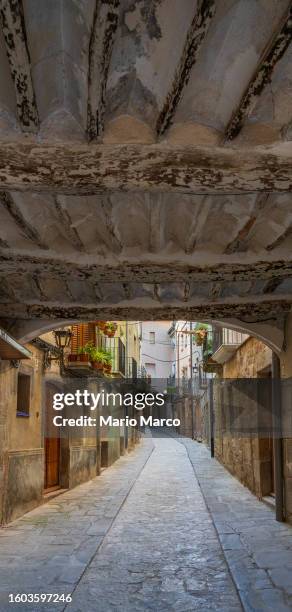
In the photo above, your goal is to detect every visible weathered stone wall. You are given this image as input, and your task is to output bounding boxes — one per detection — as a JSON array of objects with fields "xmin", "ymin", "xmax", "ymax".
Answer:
[
  {"xmin": 0, "ymin": 343, "xmax": 44, "ymax": 524},
  {"xmin": 68, "ymin": 446, "xmax": 97, "ymax": 489},
  {"xmin": 0, "ymin": 342, "xmax": 103, "ymax": 524},
  {"xmin": 279, "ymin": 313, "xmax": 292, "ymax": 523},
  {"xmin": 0, "ymin": 361, "xmax": 11, "ymax": 524},
  {"xmin": 223, "ymin": 337, "xmax": 272, "ymax": 378},
  {"xmin": 2, "ymin": 449, "xmax": 44, "ymax": 524},
  {"xmin": 215, "ymin": 337, "xmax": 273, "ymax": 500}
]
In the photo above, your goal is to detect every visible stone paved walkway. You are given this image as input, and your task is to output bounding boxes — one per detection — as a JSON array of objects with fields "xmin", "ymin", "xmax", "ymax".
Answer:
[
  {"xmin": 183, "ymin": 438, "xmax": 292, "ymax": 612},
  {"xmin": 66, "ymin": 437, "xmax": 240, "ymax": 612},
  {"xmin": 1, "ymin": 436, "xmax": 292, "ymax": 611},
  {"xmin": 0, "ymin": 437, "xmax": 241, "ymax": 612},
  {"xmin": 0, "ymin": 439, "xmax": 153, "ymax": 612}
]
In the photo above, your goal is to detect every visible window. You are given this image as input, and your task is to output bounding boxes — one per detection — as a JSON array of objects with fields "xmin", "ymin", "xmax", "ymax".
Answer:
[
  {"xmin": 149, "ymin": 332, "xmax": 155, "ymax": 344},
  {"xmin": 145, "ymin": 362, "xmax": 156, "ymax": 377},
  {"xmin": 17, "ymin": 373, "xmax": 31, "ymax": 417}
]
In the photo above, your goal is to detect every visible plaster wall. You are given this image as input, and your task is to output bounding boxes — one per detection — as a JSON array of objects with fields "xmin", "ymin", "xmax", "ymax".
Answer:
[
  {"xmin": 0, "ymin": 343, "xmax": 44, "ymax": 523},
  {"xmin": 141, "ymin": 321, "xmax": 173, "ymax": 379}
]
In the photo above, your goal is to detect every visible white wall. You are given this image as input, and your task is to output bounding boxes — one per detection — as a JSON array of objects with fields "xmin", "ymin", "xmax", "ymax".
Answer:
[
  {"xmin": 174, "ymin": 321, "xmax": 203, "ymax": 380},
  {"xmin": 141, "ymin": 321, "xmax": 174, "ymax": 379}
]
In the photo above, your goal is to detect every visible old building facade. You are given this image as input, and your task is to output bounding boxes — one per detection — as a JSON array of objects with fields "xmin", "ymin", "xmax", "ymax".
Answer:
[
  {"xmin": 205, "ymin": 321, "xmax": 292, "ymax": 524},
  {"xmin": 0, "ymin": 321, "xmax": 141, "ymax": 525}
]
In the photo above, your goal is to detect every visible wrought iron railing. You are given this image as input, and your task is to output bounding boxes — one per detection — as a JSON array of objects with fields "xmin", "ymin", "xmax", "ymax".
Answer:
[
  {"xmin": 99, "ymin": 336, "xmax": 126, "ymax": 376},
  {"xmin": 211, "ymin": 327, "xmax": 248, "ymax": 354}
]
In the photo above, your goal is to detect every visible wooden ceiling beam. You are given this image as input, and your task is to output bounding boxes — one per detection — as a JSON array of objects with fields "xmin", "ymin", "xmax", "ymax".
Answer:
[
  {"xmin": 0, "ymin": 141, "xmax": 291, "ymax": 194},
  {"xmin": 0, "ymin": 0, "xmax": 39, "ymax": 132},
  {"xmin": 225, "ymin": 5, "xmax": 292, "ymax": 141},
  {"xmin": 156, "ymin": 0, "xmax": 216, "ymax": 136},
  {"xmin": 87, "ymin": 0, "xmax": 120, "ymax": 140},
  {"xmin": 0, "ymin": 252, "xmax": 292, "ymax": 283}
]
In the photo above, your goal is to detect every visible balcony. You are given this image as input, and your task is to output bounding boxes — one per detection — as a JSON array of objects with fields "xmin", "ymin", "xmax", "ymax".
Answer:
[
  {"xmin": 211, "ymin": 327, "xmax": 249, "ymax": 365},
  {"xmin": 66, "ymin": 353, "xmax": 97, "ymax": 375},
  {"xmin": 100, "ymin": 336, "xmax": 126, "ymax": 377},
  {"xmin": 128, "ymin": 357, "xmax": 138, "ymax": 380}
]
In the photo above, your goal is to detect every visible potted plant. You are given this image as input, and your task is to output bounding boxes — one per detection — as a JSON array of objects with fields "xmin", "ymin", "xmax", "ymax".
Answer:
[
  {"xmin": 104, "ymin": 322, "xmax": 117, "ymax": 338},
  {"xmin": 77, "ymin": 342, "xmax": 93, "ymax": 362},
  {"xmin": 194, "ymin": 323, "xmax": 209, "ymax": 346},
  {"xmin": 90, "ymin": 348, "xmax": 112, "ymax": 372},
  {"xmin": 95, "ymin": 321, "xmax": 107, "ymax": 331}
]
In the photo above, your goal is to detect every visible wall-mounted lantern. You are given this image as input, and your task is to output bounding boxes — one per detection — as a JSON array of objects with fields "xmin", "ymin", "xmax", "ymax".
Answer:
[{"xmin": 47, "ymin": 329, "xmax": 73, "ymax": 373}]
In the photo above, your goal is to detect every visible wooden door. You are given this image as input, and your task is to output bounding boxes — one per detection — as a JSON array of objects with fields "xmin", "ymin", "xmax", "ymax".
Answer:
[
  {"xmin": 257, "ymin": 368, "xmax": 274, "ymax": 496},
  {"xmin": 44, "ymin": 385, "xmax": 60, "ymax": 490}
]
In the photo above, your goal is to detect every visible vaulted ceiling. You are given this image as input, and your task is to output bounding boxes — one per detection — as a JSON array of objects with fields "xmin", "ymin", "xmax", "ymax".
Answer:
[{"xmin": 0, "ymin": 0, "xmax": 291, "ymax": 333}]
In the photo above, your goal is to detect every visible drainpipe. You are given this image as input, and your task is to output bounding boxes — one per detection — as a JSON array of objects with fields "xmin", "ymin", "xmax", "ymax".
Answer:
[
  {"xmin": 272, "ymin": 352, "xmax": 284, "ymax": 522},
  {"xmin": 177, "ymin": 328, "xmax": 180, "ymax": 383},
  {"xmin": 209, "ymin": 377, "xmax": 215, "ymax": 458},
  {"xmin": 125, "ymin": 321, "xmax": 128, "ymax": 378},
  {"xmin": 190, "ymin": 321, "xmax": 194, "ymax": 438}
]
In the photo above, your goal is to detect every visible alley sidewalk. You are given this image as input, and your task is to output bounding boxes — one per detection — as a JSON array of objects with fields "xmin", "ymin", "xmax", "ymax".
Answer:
[{"xmin": 183, "ymin": 438, "xmax": 292, "ymax": 611}]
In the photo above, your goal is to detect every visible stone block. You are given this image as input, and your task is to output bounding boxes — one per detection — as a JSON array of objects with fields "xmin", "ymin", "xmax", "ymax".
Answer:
[
  {"xmin": 69, "ymin": 446, "xmax": 97, "ymax": 489},
  {"xmin": 2, "ymin": 449, "xmax": 44, "ymax": 524},
  {"xmin": 284, "ymin": 477, "xmax": 292, "ymax": 520}
]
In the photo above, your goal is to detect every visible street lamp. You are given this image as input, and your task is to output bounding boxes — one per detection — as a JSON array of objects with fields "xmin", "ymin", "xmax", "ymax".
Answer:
[
  {"xmin": 46, "ymin": 329, "xmax": 73, "ymax": 373},
  {"xmin": 54, "ymin": 329, "xmax": 73, "ymax": 350}
]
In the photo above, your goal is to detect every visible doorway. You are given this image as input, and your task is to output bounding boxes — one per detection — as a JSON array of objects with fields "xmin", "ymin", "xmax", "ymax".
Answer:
[
  {"xmin": 44, "ymin": 384, "xmax": 60, "ymax": 492},
  {"xmin": 257, "ymin": 367, "xmax": 274, "ymax": 498}
]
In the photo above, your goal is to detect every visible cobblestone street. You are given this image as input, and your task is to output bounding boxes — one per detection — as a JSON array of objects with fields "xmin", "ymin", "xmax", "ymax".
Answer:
[{"xmin": 1, "ymin": 436, "xmax": 292, "ymax": 611}]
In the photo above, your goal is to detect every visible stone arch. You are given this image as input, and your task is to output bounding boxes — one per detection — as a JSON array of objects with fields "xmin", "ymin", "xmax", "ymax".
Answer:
[
  {"xmin": 207, "ymin": 318, "xmax": 285, "ymax": 355},
  {"xmin": 1, "ymin": 314, "xmax": 285, "ymax": 355}
]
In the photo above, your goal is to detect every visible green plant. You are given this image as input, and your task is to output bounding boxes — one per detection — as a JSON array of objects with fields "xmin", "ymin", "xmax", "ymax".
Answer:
[
  {"xmin": 193, "ymin": 323, "xmax": 209, "ymax": 346},
  {"xmin": 90, "ymin": 348, "xmax": 112, "ymax": 365},
  {"xmin": 105, "ymin": 322, "xmax": 116, "ymax": 332},
  {"xmin": 78, "ymin": 343, "xmax": 112, "ymax": 366},
  {"xmin": 77, "ymin": 341, "xmax": 94, "ymax": 356}
]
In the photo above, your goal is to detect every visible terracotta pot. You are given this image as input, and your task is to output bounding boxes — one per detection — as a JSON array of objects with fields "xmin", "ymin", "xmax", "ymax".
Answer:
[
  {"xmin": 92, "ymin": 361, "xmax": 103, "ymax": 370},
  {"xmin": 79, "ymin": 353, "xmax": 90, "ymax": 362},
  {"xmin": 96, "ymin": 321, "xmax": 107, "ymax": 330}
]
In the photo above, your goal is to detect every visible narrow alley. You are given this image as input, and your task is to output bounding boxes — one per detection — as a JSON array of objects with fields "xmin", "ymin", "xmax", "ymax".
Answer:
[
  {"xmin": 0, "ymin": 2, "xmax": 292, "ymax": 611},
  {"xmin": 1, "ymin": 435, "xmax": 292, "ymax": 612}
]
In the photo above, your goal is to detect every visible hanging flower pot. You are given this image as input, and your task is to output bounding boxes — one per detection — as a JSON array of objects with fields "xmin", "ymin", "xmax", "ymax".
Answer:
[
  {"xmin": 96, "ymin": 321, "xmax": 107, "ymax": 331},
  {"xmin": 104, "ymin": 322, "xmax": 117, "ymax": 337},
  {"xmin": 194, "ymin": 329, "xmax": 207, "ymax": 346}
]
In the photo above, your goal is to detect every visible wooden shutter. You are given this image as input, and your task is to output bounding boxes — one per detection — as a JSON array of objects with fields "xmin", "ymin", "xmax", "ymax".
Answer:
[{"xmin": 70, "ymin": 323, "xmax": 96, "ymax": 353}]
